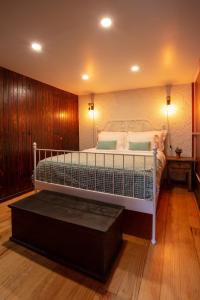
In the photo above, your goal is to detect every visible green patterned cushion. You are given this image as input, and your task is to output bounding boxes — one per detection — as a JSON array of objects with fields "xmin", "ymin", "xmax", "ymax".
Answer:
[
  {"xmin": 96, "ymin": 140, "xmax": 117, "ymax": 150},
  {"xmin": 129, "ymin": 141, "xmax": 151, "ymax": 151}
]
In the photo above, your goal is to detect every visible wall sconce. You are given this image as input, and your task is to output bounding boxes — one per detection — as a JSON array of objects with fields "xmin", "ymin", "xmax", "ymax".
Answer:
[
  {"xmin": 88, "ymin": 102, "xmax": 95, "ymax": 118},
  {"xmin": 162, "ymin": 95, "xmax": 176, "ymax": 116},
  {"xmin": 88, "ymin": 102, "xmax": 94, "ymax": 111},
  {"xmin": 88, "ymin": 93, "xmax": 96, "ymax": 146},
  {"xmin": 162, "ymin": 85, "xmax": 175, "ymax": 152},
  {"xmin": 88, "ymin": 93, "xmax": 96, "ymax": 119},
  {"xmin": 166, "ymin": 95, "xmax": 170, "ymax": 105}
]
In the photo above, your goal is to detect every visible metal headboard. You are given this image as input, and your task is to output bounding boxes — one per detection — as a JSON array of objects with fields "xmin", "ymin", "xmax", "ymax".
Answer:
[{"xmin": 101, "ymin": 120, "xmax": 165, "ymax": 132}]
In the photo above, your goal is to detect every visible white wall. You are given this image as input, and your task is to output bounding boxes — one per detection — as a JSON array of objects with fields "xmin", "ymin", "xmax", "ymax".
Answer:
[{"xmin": 79, "ymin": 84, "xmax": 192, "ymax": 156}]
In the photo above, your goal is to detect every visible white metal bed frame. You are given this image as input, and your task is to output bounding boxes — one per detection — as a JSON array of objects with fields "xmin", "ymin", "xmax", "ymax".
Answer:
[{"xmin": 33, "ymin": 120, "xmax": 162, "ymax": 244}]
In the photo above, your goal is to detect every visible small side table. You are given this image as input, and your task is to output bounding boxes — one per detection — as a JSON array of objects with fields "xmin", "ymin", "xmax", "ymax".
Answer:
[{"xmin": 166, "ymin": 156, "xmax": 196, "ymax": 191}]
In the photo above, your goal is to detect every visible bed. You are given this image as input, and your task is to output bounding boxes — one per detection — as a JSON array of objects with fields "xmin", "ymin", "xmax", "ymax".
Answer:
[{"xmin": 33, "ymin": 120, "xmax": 167, "ymax": 244}]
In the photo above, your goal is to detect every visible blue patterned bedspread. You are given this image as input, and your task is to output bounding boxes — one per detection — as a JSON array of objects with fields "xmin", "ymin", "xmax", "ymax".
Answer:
[{"xmin": 36, "ymin": 159, "xmax": 154, "ymax": 200}]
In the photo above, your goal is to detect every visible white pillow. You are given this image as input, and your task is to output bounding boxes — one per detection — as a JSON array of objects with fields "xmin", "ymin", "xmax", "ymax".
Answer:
[
  {"xmin": 126, "ymin": 130, "xmax": 167, "ymax": 151},
  {"xmin": 97, "ymin": 131, "xmax": 127, "ymax": 150}
]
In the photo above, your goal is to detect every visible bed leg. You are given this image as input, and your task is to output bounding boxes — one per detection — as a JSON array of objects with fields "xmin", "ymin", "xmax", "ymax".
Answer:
[
  {"xmin": 151, "ymin": 146, "xmax": 157, "ymax": 245},
  {"xmin": 151, "ymin": 211, "xmax": 156, "ymax": 245},
  {"xmin": 33, "ymin": 142, "xmax": 37, "ymax": 191}
]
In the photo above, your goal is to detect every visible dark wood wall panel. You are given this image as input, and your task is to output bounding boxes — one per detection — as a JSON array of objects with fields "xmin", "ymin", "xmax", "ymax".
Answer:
[
  {"xmin": 0, "ymin": 67, "xmax": 79, "ymax": 201},
  {"xmin": 194, "ymin": 70, "xmax": 200, "ymax": 207}
]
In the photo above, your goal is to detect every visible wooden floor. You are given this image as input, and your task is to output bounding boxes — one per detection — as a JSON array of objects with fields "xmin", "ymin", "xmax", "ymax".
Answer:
[{"xmin": 0, "ymin": 187, "xmax": 200, "ymax": 300}]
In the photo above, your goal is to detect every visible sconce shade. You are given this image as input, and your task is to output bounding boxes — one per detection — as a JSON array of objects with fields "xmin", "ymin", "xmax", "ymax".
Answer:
[
  {"xmin": 88, "ymin": 102, "xmax": 94, "ymax": 111},
  {"xmin": 166, "ymin": 95, "xmax": 171, "ymax": 105}
]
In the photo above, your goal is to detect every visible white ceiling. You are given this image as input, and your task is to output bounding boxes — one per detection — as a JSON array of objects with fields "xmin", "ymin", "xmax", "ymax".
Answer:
[{"xmin": 0, "ymin": 0, "xmax": 200, "ymax": 95}]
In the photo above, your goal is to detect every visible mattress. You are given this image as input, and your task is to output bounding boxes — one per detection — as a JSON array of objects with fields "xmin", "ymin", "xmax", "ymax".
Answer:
[{"xmin": 36, "ymin": 148, "xmax": 165, "ymax": 201}]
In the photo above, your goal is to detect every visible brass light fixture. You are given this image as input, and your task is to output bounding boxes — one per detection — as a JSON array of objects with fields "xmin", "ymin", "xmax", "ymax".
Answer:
[
  {"xmin": 88, "ymin": 102, "xmax": 94, "ymax": 112},
  {"xmin": 166, "ymin": 95, "xmax": 171, "ymax": 106}
]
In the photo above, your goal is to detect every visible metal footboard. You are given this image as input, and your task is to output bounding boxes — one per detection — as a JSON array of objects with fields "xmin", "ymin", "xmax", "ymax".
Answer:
[{"xmin": 33, "ymin": 142, "xmax": 158, "ymax": 244}]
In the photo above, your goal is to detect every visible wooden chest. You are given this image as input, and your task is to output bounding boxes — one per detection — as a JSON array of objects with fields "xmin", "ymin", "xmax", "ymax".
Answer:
[{"xmin": 9, "ymin": 190, "xmax": 124, "ymax": 281}]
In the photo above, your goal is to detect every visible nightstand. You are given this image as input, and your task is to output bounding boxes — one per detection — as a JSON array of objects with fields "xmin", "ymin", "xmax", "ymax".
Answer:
[{"xmin": 166, "ymin": 157, "xmax": 196, "ymax": 191}]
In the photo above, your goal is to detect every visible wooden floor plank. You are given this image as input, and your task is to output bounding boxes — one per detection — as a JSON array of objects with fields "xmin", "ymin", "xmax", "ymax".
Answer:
[
  {"xmin": 187, "ymin": 192, "xmax": 200, "ymax": 229},
  {"xmin": 160, "ymin": 188, "xmax": 200, "ymax": 300},
  {"xmin": 191, "ymin": 227, "xmax": 200, "ymax": 266},
  {"xmin": 0, "ymin": 187, "xmax": 199, "ymax": 300},
  {"xmin": 137, "ymin": 189, "xmax": 169, "ymax": 300}
]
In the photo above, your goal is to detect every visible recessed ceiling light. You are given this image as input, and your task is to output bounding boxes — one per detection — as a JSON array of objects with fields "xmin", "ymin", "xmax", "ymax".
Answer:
[
  {"xmin": 82, "ymin": 74, "xmax": 89, "ymax": 80},
  {"xmin": 31, "ymin": 42, "xmax": 42, "ymax": 52},
  {"xmin": 131, "ymin": 65, "xmax": 140, "ymax": 72},
  {"xmin": 100, "ymin": 17, "xmax": 112, "ymax": 28}
]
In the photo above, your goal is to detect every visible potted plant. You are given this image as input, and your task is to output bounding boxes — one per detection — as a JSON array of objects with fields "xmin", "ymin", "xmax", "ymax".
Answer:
[{"xmin": 175, "ymin": 147, "xmax": 182, "ymax": 158}]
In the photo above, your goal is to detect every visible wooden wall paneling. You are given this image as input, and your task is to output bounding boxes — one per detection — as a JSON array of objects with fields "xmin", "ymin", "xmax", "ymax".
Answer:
[
  {"xmin": 23, "ymin": 75, "xmax": 32, "ymax": 189},
  {"xmin": 58, "ymin": 92, "xmax": 65, "ymax": 149},
  {"xmin": 66, "ymin": 95, "xmax": 79, "ymax": 150},
  {"xmin": 47, "ymin": 87, "xmax": 54, "ymax": 149},
  {"xmin": 64, "ymin": 93, "xmax": 70, "ymax": 149},
  {"xmin": 0, "ymin": 68, "xmax": 5, "ymax": 196},
  {"xmin": 194, "ymin": 71, "xmax": 200, "ymax": 207},
  {"xmin": 18, "ymin": 75, "xmax": 25, "ymax": 190},
  {"xmin": 7, "ymin": 71, "xmax": 18, "ymax": 194},
  {"xmin": 61, "ymin": 93, "xmax": 70, "ymax": 150},
  {"xmin": 27, "ymin": 78, "xmax": 33, "ymax": 175},
  {"xmin": 35, "ymin": 82, "xmax": 42, "ymax": 147},
  {"xmin": 195, "ymin": 75, "xmax": 200, "ymax": 173},
  {"xmin": 0, "ymin": 67, "xmax": 79, "ymax": 202},
  {"xmin": 40, "ymin": 84, "xmax": 46, "ymax": 147},
  {"xmin": 192, "ymin": 82, "xmax": 195, "ymax": 158},
  {"xmin": 3, "ymin": 69, "xmax": 10, "ymax": 197},
  {"xmin": 53, "ymin": 89, "xmax": 60, "ymax": 149},
  {"xmin": 65, "ymin": 94, "xmax": 71, "ymax": 149}
]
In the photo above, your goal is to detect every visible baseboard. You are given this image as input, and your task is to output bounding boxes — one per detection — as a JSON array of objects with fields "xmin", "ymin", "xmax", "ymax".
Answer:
[
  {"xmin": 194, "ymin": 172, "xmax": 200, "ymax": 209},
  {"xmin": 0, "ymin": 187, "xmax": 34, "ymax": 203}
]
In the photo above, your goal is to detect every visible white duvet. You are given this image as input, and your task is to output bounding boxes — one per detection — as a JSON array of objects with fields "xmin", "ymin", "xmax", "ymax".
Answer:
[
  {"xmin": 46, "ymin": 147, "xmax": 165, "ymax": 174},
  {"xmin": 83, "ymin": 148, "xmax": 166, "ymax": 168}
]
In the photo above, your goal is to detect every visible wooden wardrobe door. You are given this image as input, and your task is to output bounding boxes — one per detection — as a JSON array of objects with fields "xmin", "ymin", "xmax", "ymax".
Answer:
[
  {"xmin": 17, "ymin": 75, "xmax": 33, "ymax": 192},
  {"xmin": 0, "ymin": 68, "xmax": 5, "ymax": 198},
  {"xmin": 0, "ymin": 70, "xmax": 33, "ymax": 201},
  {"xmin": 0, "ymin": 67, "xmax": 79, "ymax": 202}
]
